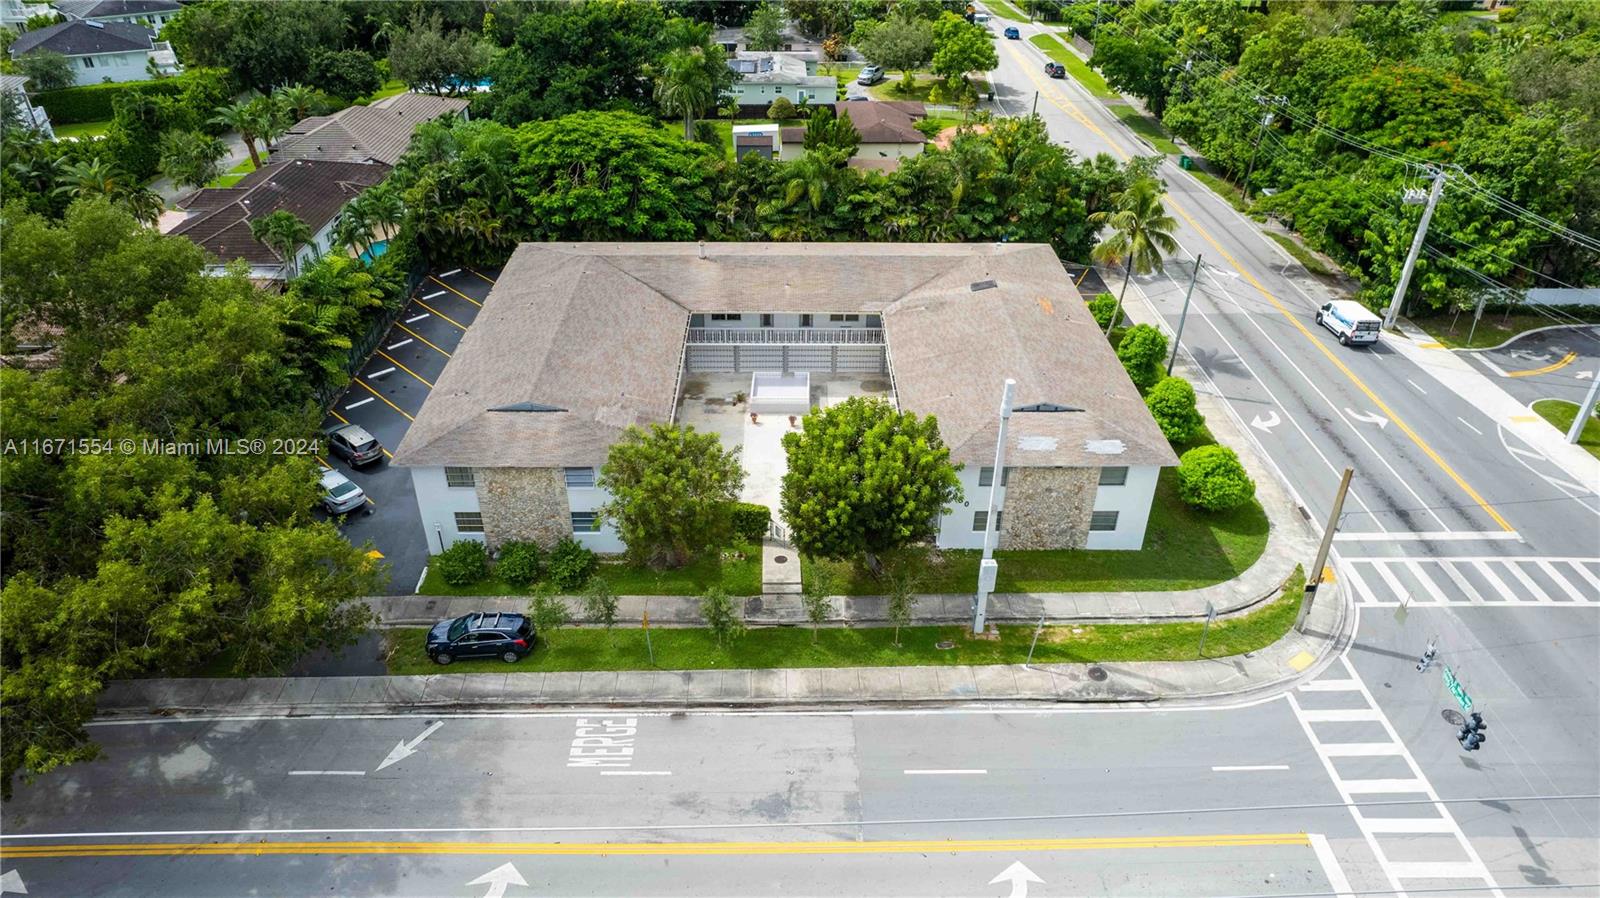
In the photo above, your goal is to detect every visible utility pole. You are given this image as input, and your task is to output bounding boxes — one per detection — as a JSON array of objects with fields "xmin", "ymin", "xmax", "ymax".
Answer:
[
  {"xmin": 1032, "ymin": 91, "xmax": 1038, "ymax": 117},
  {"xmin": 1383, "ymin": 169, "xmax": 1446, "ymax": 330},
  {"xmin": 1298, "ymin": 467, "xmax": 1352, "ymax": 632},
  {"xmin": 1168, "ymin": 254, "xmax": 1201, "ymax": 376},
  {"xmin": 972, "ymin": 379, "xmax": 1015, "ymax": 635},
  {"xmin": 1570, "ymin": 372, "xmax": 1600, "ymax": 444},
  {"xmin": 1241, "ymin": 96, "xmax": 1284, "ymax": 202}
]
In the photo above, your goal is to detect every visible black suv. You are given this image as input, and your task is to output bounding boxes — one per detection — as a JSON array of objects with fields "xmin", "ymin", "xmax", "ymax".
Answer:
[{"xmin": 427, "ymin": 612, "xmax": 534, "ymax": 665}]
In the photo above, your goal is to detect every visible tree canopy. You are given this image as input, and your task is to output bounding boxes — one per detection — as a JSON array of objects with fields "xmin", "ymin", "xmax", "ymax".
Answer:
[{"xmin": 599, "ymin": 424, "xmax": 746, "ymax": 568}]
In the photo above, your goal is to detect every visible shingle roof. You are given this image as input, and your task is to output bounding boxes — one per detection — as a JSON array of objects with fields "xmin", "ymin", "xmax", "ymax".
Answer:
[
  {"xmin": 170, "ymin": 159, "xmax": 390, "ymax": 267},
  {"xmin": 269, "ymin": 94, "xmax": 470, "ymax": 166},
  {"xmin": 9, "ymin": 19, "xmax": 151, "ymax": 56},
  {"xmin": 52, "ymin": 0, "xmax": 180, "ymax": 20},
  {"xmin": 394, "ymin": 243, "xmax": 1176, "ymax": 471},
  {"xmin": 779, "ymin": 102, "xmax": 927, "ymax": 145}
]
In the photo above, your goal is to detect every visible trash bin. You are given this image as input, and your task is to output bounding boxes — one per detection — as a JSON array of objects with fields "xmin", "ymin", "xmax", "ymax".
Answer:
[{"xmin": 1178, "ymin": 155, "xmax": 1193, "ymax": 170}]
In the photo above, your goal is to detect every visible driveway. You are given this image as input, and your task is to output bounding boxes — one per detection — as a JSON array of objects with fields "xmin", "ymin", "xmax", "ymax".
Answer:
[
  {"xmin": 1461, "ymin": 324, "xmax": 1600, "ymax": 408},
  {"xmin": 319, "ymin": 264, "xmax": 499, "ymax": 594}
]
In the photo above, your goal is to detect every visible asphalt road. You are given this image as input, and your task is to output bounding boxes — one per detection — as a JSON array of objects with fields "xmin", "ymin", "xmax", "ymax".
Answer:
[{"xmin": 1462, "ymin": 325, "xmax": 1600, "ymax": 410}]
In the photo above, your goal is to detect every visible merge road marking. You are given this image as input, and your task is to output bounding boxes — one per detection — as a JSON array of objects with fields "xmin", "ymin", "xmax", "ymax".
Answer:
[
  {"xmin": 0, "ymin": 832, "xmax": 1312, "ymax": 859},
  {"xmin": 567, "ymin": 717, "xmax": 637, "ymax": 769}
]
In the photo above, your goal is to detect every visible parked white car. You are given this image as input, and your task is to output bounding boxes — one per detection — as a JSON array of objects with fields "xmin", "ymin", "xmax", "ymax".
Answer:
[
  {"xmin": 1315, "ymin": 300, "xmax": 1381, "ymax": 346},
  {"xmin": 319, "ymin": 466, "xmax": 372, "ymax": 516}
]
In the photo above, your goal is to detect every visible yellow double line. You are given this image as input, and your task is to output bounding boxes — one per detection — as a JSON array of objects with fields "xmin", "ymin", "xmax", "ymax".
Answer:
[
  {"xmin": 0, "ymin": 833, "xmax": 1309, "ymax": 859},
  {"xmin": 1507, "ymin": 351, "xmax": 1577, "ymax": 378}
]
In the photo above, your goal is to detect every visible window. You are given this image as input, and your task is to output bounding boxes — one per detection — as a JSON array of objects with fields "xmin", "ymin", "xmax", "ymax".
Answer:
[
  {"xmin": 444, "ymin": 467, "xmax": 476, "ymax": 488},
  {"xmin": 829, "ymin": 314, "xmax": 861, "ymax": 323},
  {"xmin": 978, "ymin": 467, "xmax": 1012, "ymax": 488},
  {"xmin": 710, "ymin": 313, "xmax": 742, "ymax": 322},
  {"xmin": 1090, "ymin": 511, "xmax": 1120, "ymax": 532},
  {"xmin": 571, "ymin": 511, "xmax": 599, "ymax": 532},
  {"xmin": 1098, "ymin": 466, "xmax": 1129, "ymax": 486},
  {"xmin": 972, "ymin": 510, "xmax": 1004, "ymax": 531},
  {"xmin": 865, "ymin": 314, "xmax": 882, "ymax": 327},
  {"xmin": 690, "ymin": 313, "xmax": 706, "ymax": 327},
  {"xmin": 799, "ymin": 314, "xmax": 813, "ymax": 328},
  {"xmin": 760, "ymin": 313, "xmax": 774, "ymax": 328},
  {"xmin": 564, "ymin": 467, "xmax": 595, "ymax": 488},
  {"xmin": 83, "ymin": 57, "xmax": 96, "ymax": 68},
  {"xmin": 454, "ymin": 512, "xmax": 484, "ymax": 533}
]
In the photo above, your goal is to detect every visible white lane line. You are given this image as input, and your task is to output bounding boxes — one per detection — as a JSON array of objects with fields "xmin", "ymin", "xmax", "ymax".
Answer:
[
  {"xmin": 1538, "ymin": 561, "xmax": 1589, "ymax": 602},
  {"xmin": 1333, "ymin": 531, "xmax": 1520, "ymax": 541},
  {"xmin": 1340, "ymin": 561, "xmax": 1379, "ymax": 605},
  {"xmin": 387, "ymin": 339, "xmax": 413, "ymax": 350},
  {"xmin": 903, "ymin": 769, "xmax": 987, "ymax": 775},
  {"xmin": 1309, "ymin": 833, "xmax": 1355, "ymax": 898},
  {"xmin": 1403, "ymin": 561, "xmax": 1450, "ymax": 605},
  {"xmin": 599, "ymin": 771, "xmax": 671, "ymax": 777},
  {"xmin": 438, "ymin": 268, "xmax": 461, "ymax": 277},
  {"xmin": 344, "ymin": 398, "xmax": 374, "ymax": 410},
  {"xmin": 1406, "ymin": 378, "xmax": 1427, "ymax": 394},
  {"xmin": 414, "ymin": 566, "xmax": 428, "ymax": 595},
  {"xmin": 406, "ymin": 313, "xmax": 430, "ymax": 323},
  {"xmin": 288, "ymin": 770, "xmax": 366, "ymax": 776},
  {"xmin": 423, "ymin": 290, "xmax": 447, "ymax": 300},
  {"xmin": 1570, "ymin": 561, "xmax": 1600, "ymax": 592},
  {"xmin": 368, "ymin": 366, "xmax": 396, "ymax": 379},
  {"xmin": 1457, "ymin": 416, "xmax": 1484, "ymax": 435},
  {"xmin": 1211, "ymin": 765, "xmax": 1289, "ymax": 772}
]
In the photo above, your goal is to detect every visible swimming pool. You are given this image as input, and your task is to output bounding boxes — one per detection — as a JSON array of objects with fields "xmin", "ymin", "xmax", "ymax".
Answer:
[{"xmin": 359, "ymin": 240, "xmax": 389, "ymax": 264}]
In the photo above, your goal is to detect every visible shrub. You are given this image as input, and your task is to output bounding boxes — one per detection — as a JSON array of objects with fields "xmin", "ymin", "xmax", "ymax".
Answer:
[
  {"xmin": 699, "ymin": 586, "xmax": 746, "ymax": 647},
  {"xmin": 495, "ymin": 540, "xmax": 541, "ymax": 587},
  {"xmin": 1116, "ymin": 323, "xmax": 1168, "ymax": 392},
  {"xmin": 1145, "ymin": 376, "xmax": 1205, "ymax": 445},
  {"xmin": 767, "ymin": 95, "xmax": 797, "ymax": 121},
  {"xmin": 731, "ymin": 503, "xmax": 771, "ymax": 544},
  {"xmin": 308, "ymin": 48, "xmax": 382, "ymax": 101},
  {"xmin": 693, "ymin": 119, "xmax": 725, "ymax": 155},
  {"xmin": 529, "ymin": 588, "xmax": 570, "ymax": 642},
  {"xmin": 1177, "ymin": 445, "xmax": 1256, "ymax": 512},
  {"xmin": 581, "ymin": 577, "xmax": 619, "ymax": 637},
  {"xmin": 32, "ymin": 67, "xmax": 229, "ymax": 124},
  {"xmin": 436, "ymin": 539, "xmax": 489, "ymax": 586},
  {"xmin": 546, "ymin": 536, "xmax": 597, "ymax": 591},
  {"xmin": 1088, "ymin": 292, "xmax": 1119, "ymax": 330}
]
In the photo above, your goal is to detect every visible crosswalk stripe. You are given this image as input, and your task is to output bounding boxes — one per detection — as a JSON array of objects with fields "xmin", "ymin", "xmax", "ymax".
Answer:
[
  {"xmin": 1502, "ymin": 562, "xmax": 1553, "ymax": 603},
  {"xmin": 1340, "ymin": 778, "xmax": 1429, "ymax": 794},
  {"xmin": 1355, "ymin": 817, "xmax": 1460, "ymax": 834},
  {"xmin": 1342, "ymin": 561, "xmax": 1379, "ymax": 604},
  {"xmin": 1371, "ymin": 560, "xmax": 1410, "ymax": 603},
  {"xmin": 1471, "ymin": 560, "xmax": 1518, "ymax": 603},
  {"xmin": 1539, "ymin": 561, "xmax": 1590, "ymax": 601},
  {"xmin": 1400, "ymin": 560, "xmax": 1450, "ymax": 604},
  {"xmin": 1569, "ymin": 561, "xmax": 1600, "ymax": 592},
  {"xmin": 1439, "ymin": 562, "xmax": 1490, "ymax": 604}
]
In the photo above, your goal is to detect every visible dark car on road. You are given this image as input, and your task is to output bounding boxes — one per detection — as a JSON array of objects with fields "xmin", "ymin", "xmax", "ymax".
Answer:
[
  {"xmin": 427, "ymin": 611, "xmax": 534, "ymax": 665},
  {"xmin": 325, "ymin": 423, "xmax": 385, "ymax": 468},
  {"xmin": 1003, "ymin": 26, "xmax": 1020, "ymax": 39},
  {"xmin": 1045, "ymin": 62, "xmax": 1066, "ymax": 78}
]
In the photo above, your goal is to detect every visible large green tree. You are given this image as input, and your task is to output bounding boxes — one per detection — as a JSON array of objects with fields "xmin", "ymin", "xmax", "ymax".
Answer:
[
  {"xmin": 161, "ymin": 0, "xmax": 350, "ymax": 94},
  {"xmin": 930, "ymin": 12, "xmax": 997, "ymax": 89},
  {"xmin": 250, "ymin": 210, "xmax": 314, "ymax": 279},
  {"xmin": 387, "ymin": 11, "xmax": 492, "ymax": 97},
  {"xmin": 856, "ymin": 11, "xmax": 934, "ymax": 93},
  {"xmin": 599, "ymin": 423, "xmax": 746, "ymax": 568},
  {"xmin": 486, "ymin": 1, "xmax": 668, "ymax": 124},
  {"xmin": 157, "ymin": 129, "xmax": 227, "ymax": 191},
  {"xmin": 780, "ymin": 397, "xmax": 962, "ymax": 571}
]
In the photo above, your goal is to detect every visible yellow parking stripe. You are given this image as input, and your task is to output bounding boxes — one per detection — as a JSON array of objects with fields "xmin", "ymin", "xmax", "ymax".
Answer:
[
  {"xmin": 428, "ymin": 275, "xmax": 484, "ymax": 307},
  {"xmin": 1003, "ymin": 41, "xmax": 1511, "ymax": 532},
  {"xmin": 324, "ymin": 410, "xmax": 394, "ymax": 460},
  {"xmin": 393, "ymin": 322, "xmax": 451, "ymax": 358},
  {"xmin": 0, "ymin": 833, "xmax": 1310, "ymax": 859},
  {"xmin": 467, "ymin": 267, "xmax": 497, "ymax": 285},
  {"xmin": 374, "ymin": 350, "xmax": 435, "ymax": 388},
  {"xmin": 1506, "ymin": 351, "xmax": 1576, "ymax": 378},
  {"xmin": 411, "ymin": 298, "xmax": 468, "ymax": 331},
  {"xmin": 353, "ymin": 379, "xmax": 414, "ymax": 422}
]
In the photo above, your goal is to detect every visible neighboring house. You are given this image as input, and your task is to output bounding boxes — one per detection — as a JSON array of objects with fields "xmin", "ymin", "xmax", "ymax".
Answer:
[
  {"xmin": 51, "ymin": 0, "xmax": 180, "ymax": 31},
  {"xmin": 1, "ymin": 0, "xmax": 30, "ymax": 27},
  {"xmin": 1, "ymin": 74, "xmax": 55, "ymax": 139},
  {"xmin": 726, "ymin": 51, "xmax": 835, "ymax": 111},
  {"xmin": 714, "ymin": 26, "xmax": 825, "ymax": 56},
  {"xmin": 166, "ymin": 159, "xmax": 390, "ymax": 283},
  {"xmin": 735, "ymin": 102, "xmax": 927, "ymax": 170},
  {"xmin": 269, "ymin": 93, "xmax": 470, "ymax": 166},
  {"xmin": 393, "ymin": 243, "xmax": 1176, "ymax": 556},
  {"xmin": 6, "ymin": 20, "xmax": 180, "ymax": 86}
]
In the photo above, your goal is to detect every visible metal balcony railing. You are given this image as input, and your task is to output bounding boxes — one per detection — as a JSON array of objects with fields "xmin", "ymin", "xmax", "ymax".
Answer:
[{"xmin": 686, "ymin": 328, "xmax": 884, "ymax": 345}]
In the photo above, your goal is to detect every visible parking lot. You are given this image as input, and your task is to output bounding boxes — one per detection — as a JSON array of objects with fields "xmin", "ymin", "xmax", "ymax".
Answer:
[{"xmin": 320, "ymin": 264, "xmax": 500, "ymax": 594}]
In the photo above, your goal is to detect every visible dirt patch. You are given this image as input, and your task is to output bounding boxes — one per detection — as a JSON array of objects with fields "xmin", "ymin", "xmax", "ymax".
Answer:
[{"xmin": 931, "ymin": 123, "xmax": 990, "ymax": 151}]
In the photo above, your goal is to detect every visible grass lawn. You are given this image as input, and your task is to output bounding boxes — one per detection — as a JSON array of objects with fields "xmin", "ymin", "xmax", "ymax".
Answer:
[
  {"xmin": 868, "ymin": 74, "xmax": 990, "ymax": 103},
  {"xmin": 366, "ymin": 80, "xmax": 409, "ymax": 102},
  {"xmin": 1409, "ymin": 310, "xmax": 1600, "ymax": 350},
  {"xmin": 206, "ymin": 156, "xmax": 257, "ymax": 188},
  {"xmin": 1111, "ymin": 105, "xmax": 1180, "ymax": 154},
  {"xmin": 418, "ymin": 543, "xmax": 764, "ymax": 597},
  {"xmin": 1265, "ymin": 231, "xmax": 1340, "ymax": 278},
  {"xmin": 1028, "ymin": 34, "xmax": 1117, "ymax": 99},
  {"xmin": 1187, "ymin": 168, "xmax": 1249, "ymax": 212},
  {"xmin": 805, "ymin": 465, "xmax": 1269, "ymax": 596},
  {"xmin": 383, "ymin": 566, "xmax": 1303, "ymax": 675},
  {"xmin": 52, "ymin": 120, "xmax": 111, "ymax": 140},
  {"xmin": 985, "ymin": 0, "xmax": 1031, "ymax": 23},
  {"xmin": 1532, "ymin": 399, "xmax": 1600, "ymax": 460}
]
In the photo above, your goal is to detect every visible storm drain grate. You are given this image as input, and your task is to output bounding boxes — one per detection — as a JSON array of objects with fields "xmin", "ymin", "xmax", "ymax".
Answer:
[{"xmin": 1087, "ymin": 665, "xmax": 1108, "ymax": 681}]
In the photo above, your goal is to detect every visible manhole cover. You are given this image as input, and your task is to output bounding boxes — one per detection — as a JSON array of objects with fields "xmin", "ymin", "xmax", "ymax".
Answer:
[
  {"xmin": 1087, "ymin": 665, "xmax": 1108, "ymax": 681},
  {"xmin": 773, "ymin": 555, "xmax": 788, "ymax": 564},
  {"xmin": 935, "ymin": 640, "xmax": 956, "ymax": 650},
  {"xmin": 1442, "ymin": 709, "xmax": 1465, "ymax": 726}
]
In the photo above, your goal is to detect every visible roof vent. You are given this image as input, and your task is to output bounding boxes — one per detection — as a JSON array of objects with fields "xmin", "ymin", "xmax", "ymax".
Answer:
[
  {"xmin": 85, "ymin": 20, "xmax": 105, "ymax": 28},
  {"xmin": 1014, "ymin": 403, "xmax": 1083, "ymax": 413},
  {"xmin": 969, "ymin": 279, "xmax": 998, "ymax": 292},
  {"xmin": 488, "ymin": 402, "xmax": 567, "ymax": 413}
]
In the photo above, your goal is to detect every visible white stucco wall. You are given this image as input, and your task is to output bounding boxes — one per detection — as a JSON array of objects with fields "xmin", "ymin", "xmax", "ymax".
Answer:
[
  {"xmin": 1085, "ymin": 464, "xmax": 1159, "ymax": 550},
  {"xmin": 936, "ymin": 464, "xmax": 1002, "ymax": 550},
  {"xmin": 856, "ymin": 141, "xmax": 924, "ymax": 160},
  {"xmin": 67, "ymin": 50, "xmax": 151, "ymax": 85},
  {"xmin": 410, "ymin": 466, "xmax": 484, "ymax": 553},
  {"xmin": 730, "ymin": 81, "xmax": 828, "ymax": 106},
  {"xmin": 565, "ymin": 480, "xmax": 626, "ymax": 555},
  {"xmin": 690, "ymin": 312, "xmax": 877, "ymax": 329}
]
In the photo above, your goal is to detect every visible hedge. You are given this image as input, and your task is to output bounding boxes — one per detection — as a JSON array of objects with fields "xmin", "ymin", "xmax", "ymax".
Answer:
[{"xmin": 33, "ymin": 67, "xmax": 230, "ymax": 124}]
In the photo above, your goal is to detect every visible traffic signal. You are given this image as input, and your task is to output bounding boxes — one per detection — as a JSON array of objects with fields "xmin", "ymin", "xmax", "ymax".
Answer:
[
  {"xmin": 1415, "ymin": 645, "xmax": 1437, "ymax": 672},
  {"xmin": 1457, "ymin": 712, "xmax": 1487, "ymax": 751}
]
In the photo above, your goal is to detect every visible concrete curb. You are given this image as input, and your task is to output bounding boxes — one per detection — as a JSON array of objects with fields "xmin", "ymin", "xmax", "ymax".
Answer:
[{"xmin": 1445, "ymin": 321, "xmax": 1600, "ymax": 354}]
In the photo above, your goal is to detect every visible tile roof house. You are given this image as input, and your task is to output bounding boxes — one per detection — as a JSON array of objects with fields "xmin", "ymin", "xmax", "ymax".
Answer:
[
  {"xmin": 396, "ymin": 243, "xmax": 1176, "ymax": 557},
  {"xmin": 51, "ymin": 0, "xmax": 180, "ymax": 30},
  {"xmin": 168, "ymin": 159, "xmax": 390, "ymax": 282},
  {"xmin": 269, "ymin": 94, "xmax": 471, "ymax": 166},
  {"xmin": 7, "ymin": 19, "xmax": 179, "ymax": 85}
]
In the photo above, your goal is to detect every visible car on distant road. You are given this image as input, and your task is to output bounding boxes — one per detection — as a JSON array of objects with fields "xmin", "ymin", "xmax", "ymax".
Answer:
[
  {"xmin": 427, "ymin": 611, "xmax": 535, "ymax": 665},
  {"xmin": 319, "ymin": 466, "xmax": 372, "ymax": 516},
  {"xmin": 324, "ymin": 422, "xmax": 385, "ymax": 467},
  {"xmin": 1045, "ymin": 62, "xmax": 1066, "ymax": 78},
  {"xmin": 857, "ymin": 65, "xmax": 884, "ymax": 85},
  {"xmin": 1003, "ymin": 26, "xmax": 1021, "ymax": 39},
  {"xmin": 1315, "ymin": 300, "xmax": 1382, "ymax": 346}
]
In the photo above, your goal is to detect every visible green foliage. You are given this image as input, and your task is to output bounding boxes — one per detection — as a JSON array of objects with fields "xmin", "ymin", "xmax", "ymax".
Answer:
[
  {"xmin": 780, "ymin": 397, "xmax": 963, "ymax": 564},
  {"xmin": 388, "ymin": 11, "xmax": 492, "ymax": 97},
  {"xmin": 930, "ymin": 12, "xmax": 998, "ymax": 82},
  {"xmin": 547, "ymin": 537, "xmax": 598, "ymax": 591},
  {"xmin": 17, "ymin": 49, "xmax": 73, "ymax": 92},
  {"xmin": 496, "ymin": 541, "xmax": 543, "ymax": 587},
  {"xmin": 529, "ymin": 590, "xmax": 571, "ymax": 642},
  {"xmin": 800, "ymin": 563, "xmax": 834, "ymax": 643},
  {"xmin": 698, "ymin": 586, "xmax": 746, "ymax": 647},
  {"xmin": 745, "ymin": 2, "xmax": 786, "ymax": 51},
  {"xmin": 767, "ymin": 95, "xmax": 798, "ymax": 121},
  {"xmin": 1117, "ymin": 324, "xmax": 1169, "ymax": 392},
  {"xmin": 581, "ymin": 577, "xmax": 620, "ymax": 636},
  {"xmin": 885, "ymin": 568, "xmax": 919, "ymax": 646},
  {"xmin": 1177, "ymin": 445, "xmax": 1256, "ymax": 512},
  {"xmin": 802, "ymin": 106, "xmax": 861, "ymax": 154},
  {"xmin": 856, "ymin": 11, "xmax": 934, "ymax": 80},
  {"xmin": 250, "ymin": 210, "xmax": 313, "ymax": 277},
  {"xmin": 1145, "ymin": 376, "xmax": 1205, "ymax": 444},
  {"xmin": 158, "ymin": 128, "xmax": 226, "ymax": 191},
  {"xmin": 730, "ymin": 503, "xmax": 772, "ymax": 544},
  {"xmin": 308, "ymin": 48, "xmax": 382, "ymax": 101},
  {"xmin": 1088, "ymin": 292, "xmax": 1119, "ymax": 329},
  {"xmin": 161, "ymin": 0, "xmax": 350, "ymax": 94},
  {"xmin": 1090, "ymin": 31, "xmax": 1176, "ymax": 116},
  {"xmin": 485, "ymin": 1, "xmax": 666, "ymax": 124},
  {"xmin": 437, "ymin": 539, "xmax": 490, "ymax": 586},
  {"xmin": 599, "ymin": 423, "xmax": 746, "ymax": 568},
  {"xmin": 34, "ymin": 68, "xmax": 228, "ymax": 125}
]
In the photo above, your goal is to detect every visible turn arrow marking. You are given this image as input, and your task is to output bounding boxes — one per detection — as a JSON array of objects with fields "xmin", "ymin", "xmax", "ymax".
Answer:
[
  {"xmin": 1250, "ymin": 410, "xmax": 1281, "ymax": 433},
  {"xmin": 1345, "ymin": 408, "xmax": 1389, "ymax": 429},
  {"xmin": 468, "ymin": 862, "xmax": 526, "ymax": 898},
  {"xmin": 990, "ymin": 861, "xmax": 1044, "ymax": 898},
  {"xmin": 0, "ymin": 869, "xmax": 25, "ymax": 894},
  {"xmin": 376, "ymin": 720, "xmax": 443, "ymax": 772},
  {"xmin": 1578, "ymin": 371, "xmax": 1593, "ymax": 380}
]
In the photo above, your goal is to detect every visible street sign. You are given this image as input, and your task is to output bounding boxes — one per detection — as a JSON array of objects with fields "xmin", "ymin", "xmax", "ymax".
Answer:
[{"xmin": 1442, "ymin": 664, "xmax": 1473, "ymax": 712}]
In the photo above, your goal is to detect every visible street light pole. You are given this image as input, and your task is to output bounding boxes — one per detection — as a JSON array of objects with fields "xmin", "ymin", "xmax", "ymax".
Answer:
[
  {"xmin": 1570, "ymin": 373, "xmax": 1600, "ymax": 444},
  {"xmin": 1299, "ymin": 467, "xmax": 1353, "ymax": 632},
  {"xmin": 1383, "ymin": 169, "xmax": 1446, "ymax": 330},
  {"xmin": 972, "ymin": 378, "xmax": 1016, "ymax": 635},
  {"xmin": 1167, "ymin": 254, "xmax": 1201, "ymax": 377}
]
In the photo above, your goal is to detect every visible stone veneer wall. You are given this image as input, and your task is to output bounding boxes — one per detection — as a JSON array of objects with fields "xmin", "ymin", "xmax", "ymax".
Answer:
[
  {"xmin": 476, "ymin": 467, "xmax": 570, "ymax": 550},
  {"xmin": 999, "ymin": 467, "xmax": 1096, "ymax": 550}
]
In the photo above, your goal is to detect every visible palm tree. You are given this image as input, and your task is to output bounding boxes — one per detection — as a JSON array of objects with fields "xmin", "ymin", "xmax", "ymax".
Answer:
[
  {"xmin": 782, "ymin": 147, "xmax": 852, "ymax": 211},
  {"xmin": 362, "ymin": 184, "xmax": 405, "ymax": 241},
  {"xmin": 52, "ymin": 158, "xmax": 124, "ymax": 199},
  {"xmin": 1089, "ymin": 178, "xmax": 1179, "ymax": 336},
  {"xmin": 274, "ymin": 83, "xmax": 316, "ymax": 122},
  {"xmin": 250, "ymin": 210, "xmax": 314, "ymax": 279},
  {"xmin": 210, "ymin": 100, "xmax": 265, "ymax": 168},
  {"xmin": 332, "ymin": 201, "xmax": 375, "ymax": 259},
  {"xmin": 249, "ymin": 95, "xmax": 289, "ymax": 150},
  {"xmin": 651, "ymin": 46, "xmax": 718, "ymax": 141},
  {"xmin": 116, "ymin": 186, "xmax": 165, "ymax": 226}
]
